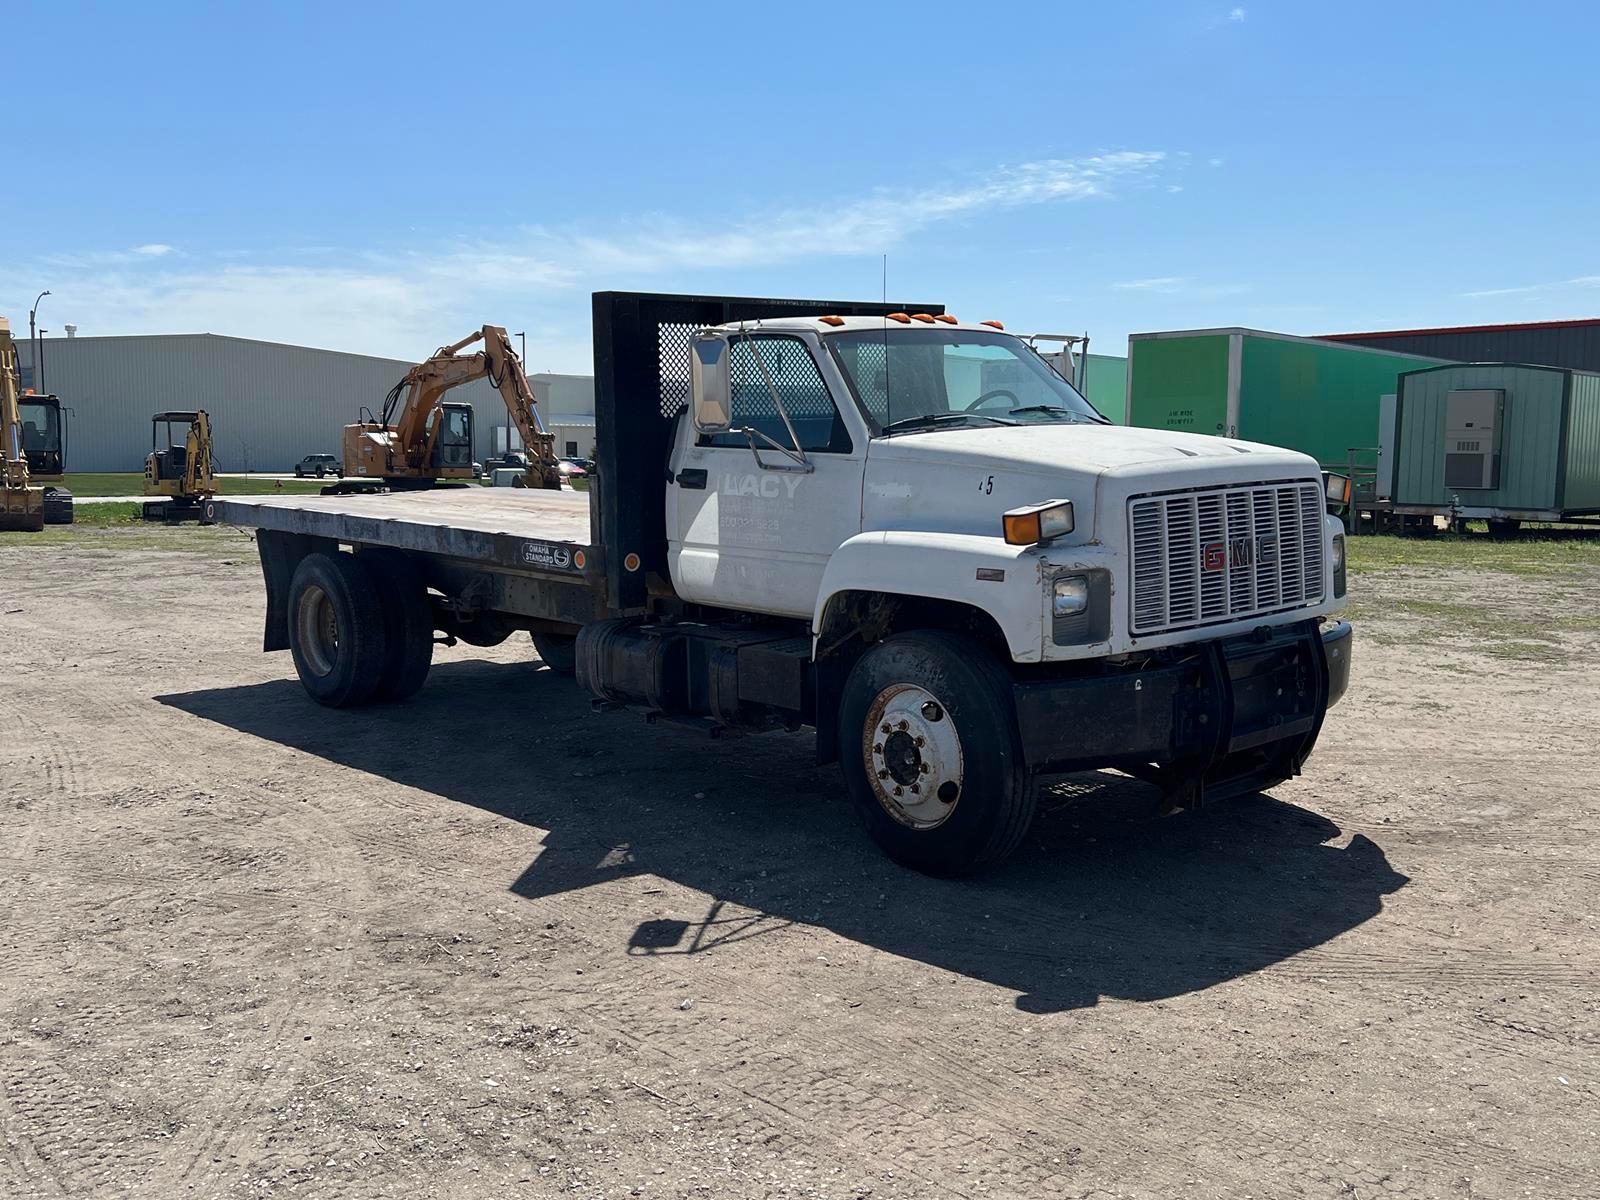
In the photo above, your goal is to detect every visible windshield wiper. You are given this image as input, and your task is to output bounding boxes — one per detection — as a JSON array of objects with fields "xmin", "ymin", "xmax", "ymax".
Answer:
[
  {"xmin": 880, "ymin": 412, "xmax": 1017, "ymax": 435},
  {"xmin": 1005, "ymin": 404, "xmax": 1105, "ymax": 423}
]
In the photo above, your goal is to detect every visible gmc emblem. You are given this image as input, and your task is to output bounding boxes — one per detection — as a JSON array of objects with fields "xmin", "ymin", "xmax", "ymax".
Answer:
[{"xmin": 1203, "ymin": 534, "xmax": 1278, "ymax": 572}]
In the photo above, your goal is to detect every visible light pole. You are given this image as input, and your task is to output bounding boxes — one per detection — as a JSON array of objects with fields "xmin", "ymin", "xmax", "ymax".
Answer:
[
  {"xmin": 514, "ymin": 332, "xmax": 528, "ymax": 455},
  {"xmin": 28, "ymin": 290, "xmax": 49, "ymax": 392}
]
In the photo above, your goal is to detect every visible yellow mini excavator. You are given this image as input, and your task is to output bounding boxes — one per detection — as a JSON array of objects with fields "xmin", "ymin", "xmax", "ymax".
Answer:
[
  {"xmin": 142, "ymin": 410, "xmax": 218, "ymax": 523},
  {"xmin": 0, "ymin": 315, "xmax": 45, "ymax": 533},
  {"xmin": 337, "ymin": 324, "xmax": 562, "ymax": 492}
]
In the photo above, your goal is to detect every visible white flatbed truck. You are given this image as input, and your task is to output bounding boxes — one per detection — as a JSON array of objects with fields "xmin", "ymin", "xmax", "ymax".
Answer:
[{"xmin": 219, "ymin": 291, "xmax": 1352, "ymax": 876}]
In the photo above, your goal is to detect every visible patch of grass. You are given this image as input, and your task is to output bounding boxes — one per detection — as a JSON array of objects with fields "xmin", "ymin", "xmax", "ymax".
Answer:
[
  {"xmin": 1346, "ymin": 531, "xmax": 1600, "ymax": 578},
  {"xmin": 63, "ymin": 473, "xmax": 327, "ymax": 497}
]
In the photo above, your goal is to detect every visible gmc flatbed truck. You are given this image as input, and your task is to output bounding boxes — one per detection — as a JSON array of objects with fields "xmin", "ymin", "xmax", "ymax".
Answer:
[{"xmin": 219, "ymin": 291, "xmax": 1352, "ymax": 876}]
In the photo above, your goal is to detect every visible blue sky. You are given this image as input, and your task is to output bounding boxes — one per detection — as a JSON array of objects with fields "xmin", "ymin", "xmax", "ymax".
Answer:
[{"xmin": 7, "ymin": 1, "xmax": 1598, "ymax": 370}]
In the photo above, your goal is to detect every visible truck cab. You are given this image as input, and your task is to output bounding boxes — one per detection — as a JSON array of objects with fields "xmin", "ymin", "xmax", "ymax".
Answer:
[{"xmin": 651, "ymin": 312, "xmax": 1350, "ymax": 872}]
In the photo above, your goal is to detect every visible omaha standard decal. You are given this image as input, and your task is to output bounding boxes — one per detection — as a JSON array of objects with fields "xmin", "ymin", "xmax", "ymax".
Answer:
[{"xmin": 521, "ymin": 541, "xmax": 574, "ymax": 570}]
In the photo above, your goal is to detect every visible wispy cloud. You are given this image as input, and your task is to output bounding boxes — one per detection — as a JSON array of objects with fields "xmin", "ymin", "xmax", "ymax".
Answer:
[
  {"xmin": 1229, "ymin": 7, "xmax": 1247, "ymax": 21},
  {"xmin": 1113, "ymin": 276, "xmax": 1251, "ymax": 300},
  {"xmin": 1, "ymin": 151, "xmax": 1170, "ymax": 363},
  {"xmin": 1461, "ymin": 274, "xmax": 1600, "ymax": 299}
]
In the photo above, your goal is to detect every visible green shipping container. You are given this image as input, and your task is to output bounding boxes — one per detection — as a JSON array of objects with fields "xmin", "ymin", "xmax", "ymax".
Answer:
[
  {"xmin": 1391, "ymin": 362, "xmax": 1600, "ymax": 518},
  {"xmin": 1127, "ymin": 329, "xmax": 1439, "ymax": 467}
]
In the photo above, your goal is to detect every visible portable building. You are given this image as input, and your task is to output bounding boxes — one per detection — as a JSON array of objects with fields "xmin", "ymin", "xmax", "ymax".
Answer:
[
  {"xmin": 1387, "ymin": 362, "xmax": 1600, "ymax": 523},
  {"xmin": 1042, "ymin": 350, "xmax": 1128, "ymax": 423},
  {"xmin": 1127, "ymin": 328, "xmax": 1440, "ymax": 467}
]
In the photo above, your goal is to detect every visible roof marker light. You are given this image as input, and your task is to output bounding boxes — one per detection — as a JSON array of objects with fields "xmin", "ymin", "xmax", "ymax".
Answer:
[
  {"xmin": 980, "ymin": 320, "xmax": 1005, "ymax": 330},
  {"xmin": 933, "ymin": 314, "xmax": 958, "ymax": 324},
  {"xmin": 911, "ymin": 313, "xmax": 937, "ymax": 324},
  {"xmin": 817, "ymin": 315, "xmax": 845, "ymax": 326},
  {"xmin": 885, "ymin": 312, "xmax": 912, "ymax": 323}
]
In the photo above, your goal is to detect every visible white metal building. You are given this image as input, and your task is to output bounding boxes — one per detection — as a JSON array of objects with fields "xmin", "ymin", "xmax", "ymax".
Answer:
[{"xmin": 11, "ymin": 332, "xmax": 593, "ymax": 473}]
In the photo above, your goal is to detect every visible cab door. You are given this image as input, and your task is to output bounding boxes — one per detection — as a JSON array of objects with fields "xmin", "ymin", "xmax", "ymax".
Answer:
[{"xmin": 668, "ymin": 332, "xmax": 864, "ymax": 619}]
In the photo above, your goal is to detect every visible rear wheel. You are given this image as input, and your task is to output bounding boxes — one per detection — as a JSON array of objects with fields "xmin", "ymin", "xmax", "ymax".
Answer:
[
  {"xmin": 287, "ymin": 552, "xmax": 388, "ymax": 707},
  {"xmin": 361, "ymin": 549, "xmax": 434, "ymax": 701},
  {"xmin": 530, "ymin": 631, "xmax": 577, "ymax": 675},
  {"xmin": 1487, "ymin": 517, "xmax": 1522, "ymax": 538},
  {"xmin": 837, "ymin": 630, "xmax": 1036, "ymax": 877}
]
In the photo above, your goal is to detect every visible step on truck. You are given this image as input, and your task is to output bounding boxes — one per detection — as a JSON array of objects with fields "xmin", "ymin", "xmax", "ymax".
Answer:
[{"xmin": 218, "ymin": 292, "xmax": 1353, "ymax": 876}]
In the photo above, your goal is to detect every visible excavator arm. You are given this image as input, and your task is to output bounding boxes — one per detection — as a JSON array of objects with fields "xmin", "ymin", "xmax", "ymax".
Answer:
[
  {"xmin": 0, "ymin": 316, "xmax": 45, "ymax": 532},
  {"xmin": 386, "ymin": 326, "xmax": 561, "ymax": 489}
]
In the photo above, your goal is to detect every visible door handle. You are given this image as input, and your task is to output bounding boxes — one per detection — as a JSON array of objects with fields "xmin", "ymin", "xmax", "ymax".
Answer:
[{"xmin": 676, "ymin": 468, "xmax": 707, "ymax": 490}]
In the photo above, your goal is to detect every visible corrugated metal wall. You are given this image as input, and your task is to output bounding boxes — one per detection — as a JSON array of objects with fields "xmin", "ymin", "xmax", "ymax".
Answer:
[
  {"xmin": 1561, "ymin": 370, "xmax": 1600, "ymax": 511},
  {"xmin": 1331, "ymin": 324, "xmax": 1600, "ymax": 372},
  {"xmin": 13, "ymin": 334, "xmax": 507, "ymax": 472},
  {"xmin": 1393, "ymin": 365, "xmax": 1565, "ymax": 510}
]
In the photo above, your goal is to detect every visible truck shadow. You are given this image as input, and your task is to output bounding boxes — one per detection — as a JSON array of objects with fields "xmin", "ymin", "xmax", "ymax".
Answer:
[{"xmin": 158, "ymin": 658, "xmax": 1407, "ymax": 1014}]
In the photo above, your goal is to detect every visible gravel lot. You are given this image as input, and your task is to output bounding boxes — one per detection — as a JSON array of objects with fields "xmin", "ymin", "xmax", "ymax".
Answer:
[{"xmin": 1, "ymin": 526, "xmax": 1596, "ymax": 1199}]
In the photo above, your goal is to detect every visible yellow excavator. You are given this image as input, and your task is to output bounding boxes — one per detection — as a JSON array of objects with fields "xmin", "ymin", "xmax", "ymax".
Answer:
[
  {"xmin": 337, "ymin": 324, "xmax": 561, "ymax": 492},
  {"xmin": 1, "ymin": 315, "xmax": 45, "ymax": 533},
  {"xmin": 142, "ymin": 410, "xmax": 218, "ymax": 523}
]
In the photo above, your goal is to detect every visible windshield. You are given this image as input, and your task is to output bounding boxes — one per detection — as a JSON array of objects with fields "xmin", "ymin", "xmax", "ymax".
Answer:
[
  {"xmin": 19, "ymin": 399, "xmax": 62, "ymax": 454},
  {"xmin": 827, "ymin": 328, "xmax": 1106, "ymax": 434}
]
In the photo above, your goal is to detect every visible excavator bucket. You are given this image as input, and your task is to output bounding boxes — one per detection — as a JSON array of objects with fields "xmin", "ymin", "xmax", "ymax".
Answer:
[{"xmin": 0, "ymin": 490, "xmax": 45, "ymax": 532}]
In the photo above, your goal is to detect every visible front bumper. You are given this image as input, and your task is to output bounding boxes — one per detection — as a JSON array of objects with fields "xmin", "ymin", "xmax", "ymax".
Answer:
[{"xmin": 1014, "ymin": 618, "xmax": 1352, "ymax": 791}]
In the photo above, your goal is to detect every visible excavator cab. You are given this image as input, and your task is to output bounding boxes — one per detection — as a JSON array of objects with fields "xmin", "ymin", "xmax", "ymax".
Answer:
[
  {"xmin": 16, "ymin": 394, "xmax": 73, "ymax": 524},
  {"xmin": 143, "ymin": 409, "xmax": 218, "ymax": 523},
  {"xmin": 433, "ymin": 403, "xmax": 474, "ymax": 472}
]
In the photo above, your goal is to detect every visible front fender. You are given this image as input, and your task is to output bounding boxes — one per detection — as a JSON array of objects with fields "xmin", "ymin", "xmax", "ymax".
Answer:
[{"xmin": 814, "ymin": 531, "xmax": 1046, "ymax": 663}]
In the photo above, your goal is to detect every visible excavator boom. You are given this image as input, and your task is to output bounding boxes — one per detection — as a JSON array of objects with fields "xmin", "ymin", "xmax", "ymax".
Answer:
[{"xmin": 0, "ymin": 316, "xmax": 45, "ymax": 532}]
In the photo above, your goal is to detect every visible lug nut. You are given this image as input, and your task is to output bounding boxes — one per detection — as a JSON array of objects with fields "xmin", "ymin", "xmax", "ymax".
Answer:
[
  {"xmin": 893, "ymin": 786, "xmax": 903, "ymax": 796},
  {"xmin": 919, "ymin": 762, "xmax": 929, "ymax": 774},
  {"xmin": 873, "ymin": 743, "xmax": 883, "ymax": 753},
  {"xmin": 881, "ymin": 723, "xmax": 892, "ymax": 734},
  {"xmin": 877, "ymin": 769, "xmax": 889, "ymax": 779},
  {"xmin": 914, "ymin": 736, "xmax": 925, "ymax": 748},
  {"xmin": 898, "ymin": 720, "xmax": 909, "ymax": 731},
  {"xmin": 910, "ymin": 784, "xmax": 920, "ymax": 795}
]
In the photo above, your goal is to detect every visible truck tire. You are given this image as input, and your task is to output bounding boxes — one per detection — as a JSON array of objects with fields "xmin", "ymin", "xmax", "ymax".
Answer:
[
  {"xmin": 287, "ymin": 552, "xmax": 389, "ymax": 707},
  {"xmin": 1487, "ymin": 518, "xmax": 1522, "ymax": 538},
  {"xmin": 530, "ymin": 631, "xmax": 577, "ymax": 675},
  {"xmin": 837, "ymin": 630, "xmax": 1036, "ymax": 877},
  {"xmin": 41, "ymin": 488, "xmax": 73, "ymax": 525},
  {"xmin": 361, "ymin": 549, "xmax": 434, "ymax": 702}
]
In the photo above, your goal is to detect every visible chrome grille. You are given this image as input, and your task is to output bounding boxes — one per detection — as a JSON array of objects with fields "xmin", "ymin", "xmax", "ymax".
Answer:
[{"xmin": 1129, "ymin": 481, "xmax": 1325, "ymax": 636}]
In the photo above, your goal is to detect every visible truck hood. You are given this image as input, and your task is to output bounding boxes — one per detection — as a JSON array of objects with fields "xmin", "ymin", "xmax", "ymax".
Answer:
[
  {"xmin": 862, "ymin": 423, "xmax": 1321, "ymax": 542},
  {"xmin": 868, "ymin": 423, "xmax": 1290, "ymax": 473}
]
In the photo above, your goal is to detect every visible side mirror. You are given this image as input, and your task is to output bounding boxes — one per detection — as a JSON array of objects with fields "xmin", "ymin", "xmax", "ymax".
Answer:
[{"xmin": 690, "ymin": 331, "xmax": 732, "ymax": 433}]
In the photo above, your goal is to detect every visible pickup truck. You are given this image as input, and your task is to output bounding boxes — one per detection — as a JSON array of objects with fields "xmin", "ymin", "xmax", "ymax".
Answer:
[{"xmin": 218, "ymin": 291, "xmax": 1351, "ymax": 876}]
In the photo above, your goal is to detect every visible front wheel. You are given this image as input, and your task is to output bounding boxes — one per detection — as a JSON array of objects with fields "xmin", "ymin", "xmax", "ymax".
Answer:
[{"xmin": 837, "ymin": 631, "xmax": 1036, "ymax": 877}]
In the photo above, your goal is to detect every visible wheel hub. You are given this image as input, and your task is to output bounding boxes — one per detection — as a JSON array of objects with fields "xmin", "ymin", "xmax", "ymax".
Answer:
[{"xmin": 863, "ymin": 683, "xmax": 964, "ymax": 830}]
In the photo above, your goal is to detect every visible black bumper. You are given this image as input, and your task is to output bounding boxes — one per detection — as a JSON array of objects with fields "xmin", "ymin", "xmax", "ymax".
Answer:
[{"xmin": 1014, "ymin": 619, "xmax": 1352, "ymax": 790}]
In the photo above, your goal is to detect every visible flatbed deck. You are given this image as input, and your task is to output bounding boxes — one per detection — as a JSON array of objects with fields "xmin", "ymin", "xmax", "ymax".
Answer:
[{"xmin": 215, "ymin": 487, "xmax": 596, "ymax": 579}]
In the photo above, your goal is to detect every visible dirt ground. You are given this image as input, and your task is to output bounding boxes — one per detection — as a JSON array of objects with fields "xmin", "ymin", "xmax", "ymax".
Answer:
[{"xmin": 1, "ymin": 527, "xmax": 1597, "ymax": 1199}]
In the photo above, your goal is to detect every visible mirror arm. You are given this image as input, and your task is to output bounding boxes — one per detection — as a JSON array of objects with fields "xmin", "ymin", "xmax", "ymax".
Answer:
[{"xmin": 741, "ymin": 426, "xmax": 814, "ymax": 473}]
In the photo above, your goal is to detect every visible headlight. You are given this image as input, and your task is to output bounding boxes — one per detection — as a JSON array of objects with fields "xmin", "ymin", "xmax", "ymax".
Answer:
[
  {"xmin": 1323, "ymin": 470, "xmax": 1352, "ymax": 507},
  {"xmin": 1052, "ymin": 575, "xmax": 1089, "ymax": 616},
  {"xmin": 1003, "ymin": 499, "xmax": 1074, "ymax": 545}
]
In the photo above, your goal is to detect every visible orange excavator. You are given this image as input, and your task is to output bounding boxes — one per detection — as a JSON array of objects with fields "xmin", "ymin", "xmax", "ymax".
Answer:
[
  {"xmin": 337, "ymin": 324, "xmax": 562, "ymax": 492},
  {"xmin": 1, "ymin": 315, "xmax": 45, "ymax": 533}
]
